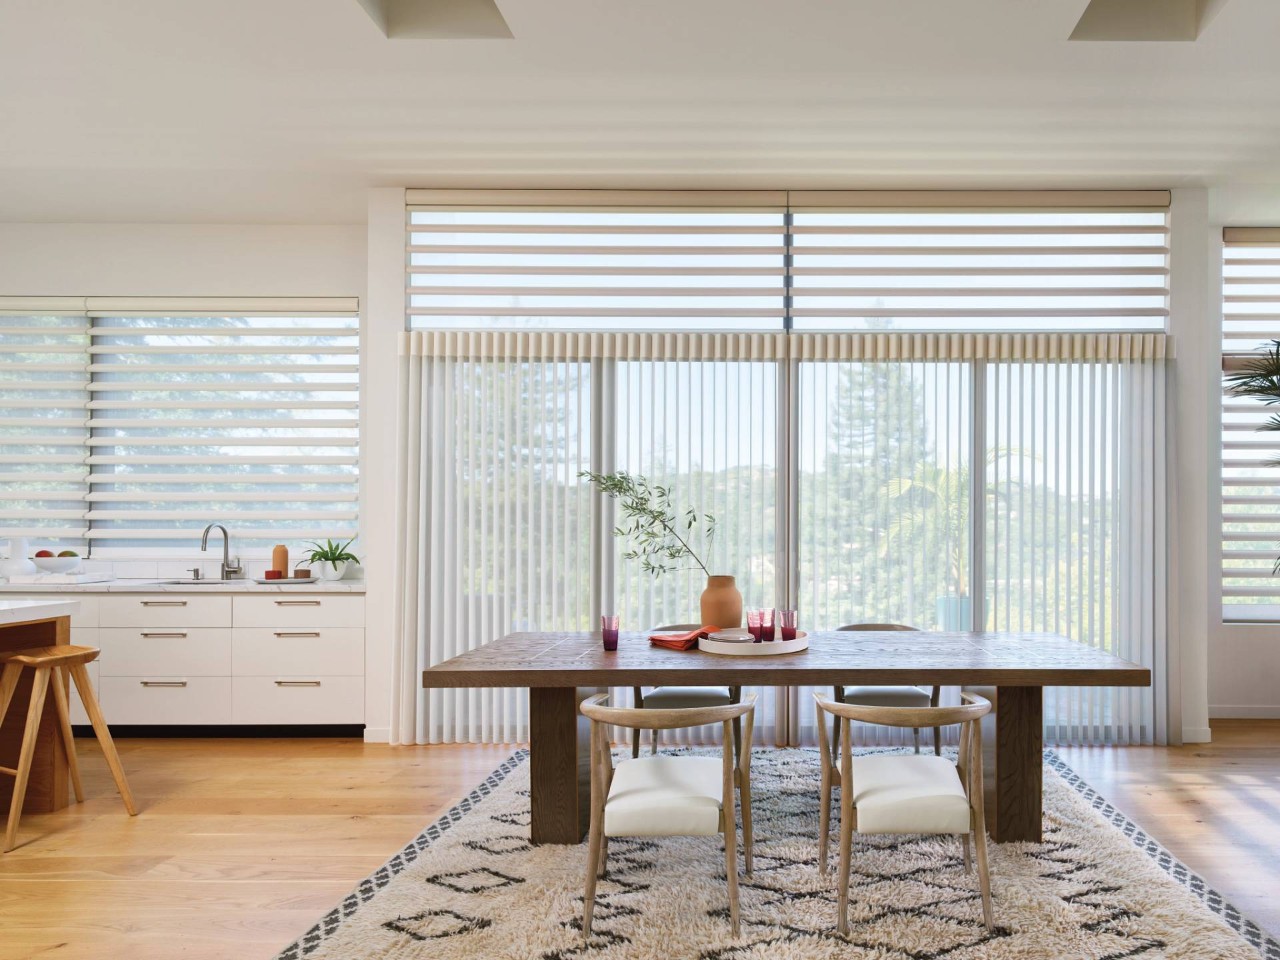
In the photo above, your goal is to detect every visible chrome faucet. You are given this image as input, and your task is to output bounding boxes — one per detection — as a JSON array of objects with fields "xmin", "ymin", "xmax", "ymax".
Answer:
[{"xmin": 200, "ymin": 523, "xmax": 244, "ymax": 580}]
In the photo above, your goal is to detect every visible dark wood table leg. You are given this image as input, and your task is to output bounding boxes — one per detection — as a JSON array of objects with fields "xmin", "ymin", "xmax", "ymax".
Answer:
[
  {"xmin": 975, "ymin": 685, "xmax": 1043, "ymax": 842},
  {"xmin": 528, "ymin": 686, "xmax": 598, "ymax": 845},
  {"xmin": 0, "ymin": 616, "xmax": 70, "ymax": 815}
]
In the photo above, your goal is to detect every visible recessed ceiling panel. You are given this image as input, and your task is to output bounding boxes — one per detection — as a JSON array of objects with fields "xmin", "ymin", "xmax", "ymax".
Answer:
[
  {"xmin": 356, "ymin": 0, "xmax": 512, "ymax": 39},
  {"xmin": 1070, "ymin": 0, "xmax": 1230, "ymax": 41}
]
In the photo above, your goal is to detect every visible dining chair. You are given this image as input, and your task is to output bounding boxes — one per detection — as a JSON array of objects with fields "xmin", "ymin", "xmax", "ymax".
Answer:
[
  {"xmin": 813, "ymin": 690, "xmax": 994, "ymax": 934},
  {"xmin": 580, "ymin": 692, "xmax": 756, "ymax": 939},
  {"xmin": 834, "ymin": 623, "xmax": 940, "ymax": 757},
  {"xmin": 632, "ymin": 624, "xmax": 742, "ymax": 759}
]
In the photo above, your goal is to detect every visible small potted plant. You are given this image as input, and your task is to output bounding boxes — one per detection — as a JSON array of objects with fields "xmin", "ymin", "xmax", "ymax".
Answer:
[{"xmin": 304, "ymin": 538, "xmax": 359, "ymax": 581}]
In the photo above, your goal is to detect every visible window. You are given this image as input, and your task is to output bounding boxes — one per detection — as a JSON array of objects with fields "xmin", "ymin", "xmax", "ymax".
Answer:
[
  {"xmin": 0, "ymin": 299, "xmax": 359, "ymax": 556},
  {"xmin": 1222, "ymin": 229, "xmax": 1280, "ymax": 619},
  {"xmin": 401, "ymin": 191, "xmax": 1172, "ymax": 746}
]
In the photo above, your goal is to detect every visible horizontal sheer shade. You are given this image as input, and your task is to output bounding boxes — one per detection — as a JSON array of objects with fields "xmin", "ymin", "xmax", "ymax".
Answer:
[
  {"xmin": 407, "ymin": 207, "xmax": 786, "ymax": 331},
  {"xmin": 0, "ymin": 315, "xmax": 90, "ymax": 545},
  {"xmin": 790, "ymin": 210, "xmax": 1169, "ymax": 332},
  {"xmin": 86, "ymin": 314, "xmax": 359, "ymax": 551},
  {"xmin": 1221, "ymin": 234, "xmax": 1280, "ymax": 613}
]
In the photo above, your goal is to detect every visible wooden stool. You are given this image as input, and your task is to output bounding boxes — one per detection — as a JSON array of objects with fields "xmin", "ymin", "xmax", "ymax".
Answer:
[{"xmin": 0, "ymin": 645, "xmax": 136, "ymax": 852}]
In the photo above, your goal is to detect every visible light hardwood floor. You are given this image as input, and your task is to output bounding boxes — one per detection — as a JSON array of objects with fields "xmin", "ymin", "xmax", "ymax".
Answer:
[{"xmin": 0, "ymin": 724, "xmax": 1276, "ymax": 960}]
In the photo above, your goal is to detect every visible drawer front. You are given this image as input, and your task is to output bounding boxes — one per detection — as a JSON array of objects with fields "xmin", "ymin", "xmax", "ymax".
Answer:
[
  {"xmin": 98, "ymin": 595, "xmax": 232, "ymax": 629},
  {"xmin": 98, "ymin": 628, "xmax": 231, "ymax": 677},
  {"xmin": 99, "ymin": 676, "xmax": 232, "ymax": 725},
  {"xmin": 233, "ymin": 595, "xmax": 364, "ymax": 629},
  {"xmin": 232, "ymin": 675, "xmax": 363, "ymax": 725},
  {"xmin": 232, "ymin": 628, "xmax": 363, "ymax": 676}
]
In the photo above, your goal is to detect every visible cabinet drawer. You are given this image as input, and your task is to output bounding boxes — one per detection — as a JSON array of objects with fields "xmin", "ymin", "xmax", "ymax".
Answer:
[
  {"xmin": 232, "ymin": 628, "xmax": 363, "ymax": 676},
  {"xmin": 233, "ymin": 595, "xmax": 364, "ymax": 629},
  {"xmin": 99, "ymin": 595, "xmax": 232, "ymax": 629},
  {"xmin": 98, "ymin": 628, "xmax": 231, "ymax": 677},
  {"xmin": 232, "ymin": 675, "xmax": 363, "ymax": 725},
  {"xmin": 99, "ymin": 676, "xmax": 232, "ymax": 725}
]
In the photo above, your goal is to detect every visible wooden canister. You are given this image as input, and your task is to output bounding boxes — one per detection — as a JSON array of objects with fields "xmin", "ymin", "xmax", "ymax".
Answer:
[{"xmin": 271, "ymin": 544, "xmax": 289, "ymax": 576}]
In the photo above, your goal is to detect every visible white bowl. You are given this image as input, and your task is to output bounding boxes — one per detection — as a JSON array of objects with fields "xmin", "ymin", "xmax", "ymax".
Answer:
[{"xmin": 31, "ymin": 555, "xmax": 81, "ymax": 574}]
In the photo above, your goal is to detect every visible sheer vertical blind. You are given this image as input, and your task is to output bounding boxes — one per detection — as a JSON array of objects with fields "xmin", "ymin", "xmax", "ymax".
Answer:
[
  {"xmin": 1222, "ymin": 228, "xmax": 1280, "ymax": 620},
  {"xmin": 395, "ymin": 191, "xmax": 1173, "ymax": 747},
  {"xmin": 0, "ymin": 297, "xmax": 360, "ymax": 555}
]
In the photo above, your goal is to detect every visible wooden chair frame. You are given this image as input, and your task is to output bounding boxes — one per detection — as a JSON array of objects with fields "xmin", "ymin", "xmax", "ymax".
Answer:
[
  {"xmin": 0, "ymin": 646, "xmax": 137, "ymax": 852},
  {"xmin": 814, "ymin": 691, "xmax": 994, "ymax": 935},
  {"xmin": 580, "ymin": 693, "xmax": 757, "ymax": 939},
  {"xmin": 834, "ymin": 623, "xmax": 941, "ymax": 757},
  {"xmin": 631, "ymin": 624, "xmax": 742, "ymax": 760}
]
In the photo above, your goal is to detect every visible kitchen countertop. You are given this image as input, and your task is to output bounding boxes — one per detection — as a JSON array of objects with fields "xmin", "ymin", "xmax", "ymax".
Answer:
[
  {"xmin": 0, "ymin": 598, "xmax": 80, "ymax": 624},
  {"xmin": 0, "ymin": 579, "xmax": 366, "ymax": 594}
]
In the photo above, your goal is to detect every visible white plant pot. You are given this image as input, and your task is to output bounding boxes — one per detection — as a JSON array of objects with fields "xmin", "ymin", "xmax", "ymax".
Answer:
[{"xmin": 316, "ymin": 560, "xmax": 348, "ymax": 581}]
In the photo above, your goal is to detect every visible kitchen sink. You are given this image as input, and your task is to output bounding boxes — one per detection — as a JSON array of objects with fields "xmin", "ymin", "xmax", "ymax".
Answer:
[{"xmin": 161, "ymin": 578, "xmax": 232, "ymax": 585}]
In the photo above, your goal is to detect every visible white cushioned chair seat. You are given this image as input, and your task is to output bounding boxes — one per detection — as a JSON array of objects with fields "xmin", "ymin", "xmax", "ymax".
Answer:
[
  {"xmin": 840, "ymin": 685, "xmax": 931, "ymax": 708},
  {"xmin": 642, "ymin": 686, "xmax": 732, "ymax": 709},
  {"xmin": 604, "ymin": 756, "xmax": 724, "ymax": 837},
  {"xmin": 850, "ymin": 755, "xmax": 971, "ymax": 835}
]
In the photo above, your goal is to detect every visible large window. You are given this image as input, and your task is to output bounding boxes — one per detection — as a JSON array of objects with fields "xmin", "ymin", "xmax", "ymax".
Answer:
[
  {"xmin": 1222, "ymin": 229, "xmax": 1280, "ymax": 620},
  {"xmin": 0, "ymin": 299, "xmax": 359, "ymax": 556},
  {"xmin": 400, "ymin": 191, "xmax": 1172, "ymax": 746}
]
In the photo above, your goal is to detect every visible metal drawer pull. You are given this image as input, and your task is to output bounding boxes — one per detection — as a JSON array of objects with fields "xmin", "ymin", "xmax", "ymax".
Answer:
[
  {"xmin": 140, "ymin": 680, "xmax": 188, "ymax": 688},
  {"xmin": 141, "ymin": 600, "xmax": 188, "ymax": 607},
  {"xmin": 141, "ymin": 632, "xmax": 187, "ymax": 638},
  {"xmin": 273, "ymin": 600, "xmax": 322, "ymax": 606},
  {"xmin": 275, "ymin": 680, "xmax": 322, "ymax": 687},
  {"xmin": 273, "ymin": 631, "xmax": 321, "ymax": 638}
]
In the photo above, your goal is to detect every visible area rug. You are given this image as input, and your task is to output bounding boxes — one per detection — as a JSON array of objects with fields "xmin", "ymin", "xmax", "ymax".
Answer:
[{"xmin": 275, "ymin": 748, "xmax": 1280, "ymax": 960}]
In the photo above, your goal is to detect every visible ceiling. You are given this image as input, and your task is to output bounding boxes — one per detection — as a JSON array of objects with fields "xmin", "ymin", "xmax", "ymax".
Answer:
[{"xmin": 2, "ymin": 0, "xmax": 1279, "ymax": 224}]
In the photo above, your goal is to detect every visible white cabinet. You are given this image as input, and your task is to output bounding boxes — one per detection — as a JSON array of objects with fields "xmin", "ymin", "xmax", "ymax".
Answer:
[{"xmin": 6, "ymin": 589, "xmax": 365, "ymax": 728}]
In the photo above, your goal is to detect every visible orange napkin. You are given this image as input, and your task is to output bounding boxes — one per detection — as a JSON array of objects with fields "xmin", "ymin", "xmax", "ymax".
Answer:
[{"xmin": 649, "ymin": 625, "xmax": 719, "ymax": 651}]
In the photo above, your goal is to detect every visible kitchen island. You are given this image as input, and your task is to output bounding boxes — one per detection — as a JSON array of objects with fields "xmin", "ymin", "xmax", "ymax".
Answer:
[{"xmin": 0, "ymin": 600, "xmax": 79, "ymax": 814}]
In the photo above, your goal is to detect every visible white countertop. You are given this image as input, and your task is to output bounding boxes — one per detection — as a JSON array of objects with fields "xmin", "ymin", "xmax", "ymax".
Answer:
[
  {"xmin": 0, "ymin": 579, "xmax": 366, "ymax": 594},
  {"xmin": 0, "ymin": 598, "xmax": 80, "ymax": 625}
]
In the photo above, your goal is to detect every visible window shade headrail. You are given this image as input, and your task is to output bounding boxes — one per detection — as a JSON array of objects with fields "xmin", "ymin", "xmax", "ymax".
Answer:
[
  {"xmin": 0, "ymin": 297, "xmax": 359, "ymax": 316},
  {"xmin": 401, "ymin": 330, "xmax": 1171, "ymax": 362}
]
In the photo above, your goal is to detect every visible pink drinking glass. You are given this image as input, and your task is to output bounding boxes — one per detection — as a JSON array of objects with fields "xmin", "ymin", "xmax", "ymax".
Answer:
[
  {"xmin": 746, "ymin": 609, "xmax": 763, "ymax": 643},
  {"xmin": 779, "ymin": 609, "xmax": 798, "ymax": 642},
  {"xmin": 760, "ymin": 607, "xmax": 775, "ymax": 641},
  {"xmin": 601, "ymin": 615, "xmax": 620, "ymax": 651}
]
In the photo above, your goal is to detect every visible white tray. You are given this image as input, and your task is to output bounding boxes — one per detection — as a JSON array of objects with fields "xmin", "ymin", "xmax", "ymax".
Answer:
[{"xmin": 699, "ymin": 630, "xmax": 808, "ymax": 656}]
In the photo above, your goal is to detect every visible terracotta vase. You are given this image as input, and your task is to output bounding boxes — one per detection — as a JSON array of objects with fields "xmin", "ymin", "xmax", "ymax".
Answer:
[{"xmin": 700, "ymin": 575, "xmax": 743, "ymax": 629}]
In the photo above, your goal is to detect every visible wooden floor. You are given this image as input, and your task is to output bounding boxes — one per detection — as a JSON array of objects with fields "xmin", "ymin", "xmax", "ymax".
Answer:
[{"xmin": 0, "ymin": 724, "xmax": 1276, "ymax": 960}]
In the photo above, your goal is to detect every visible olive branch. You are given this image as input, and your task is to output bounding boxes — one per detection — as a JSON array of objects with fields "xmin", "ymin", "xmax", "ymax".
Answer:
[{"xmin": 580, "ymin": 471, "xmax": 715, "ymax": 577}]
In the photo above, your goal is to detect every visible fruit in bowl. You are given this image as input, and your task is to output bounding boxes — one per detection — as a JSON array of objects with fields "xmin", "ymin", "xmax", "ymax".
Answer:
[{"xmin": 31, "ymin": 550, "xmax": 81, "ymax": 574}]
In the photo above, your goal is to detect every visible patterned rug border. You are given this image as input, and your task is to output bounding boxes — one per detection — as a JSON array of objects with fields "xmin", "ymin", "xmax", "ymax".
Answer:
[
  {"xmin": 274, "ymin": 747, "xmax": 1279, "ymax": 960},
  {"xmin": 1044, "ymin": 750, "xmax": 1280, "ymax": 960}
]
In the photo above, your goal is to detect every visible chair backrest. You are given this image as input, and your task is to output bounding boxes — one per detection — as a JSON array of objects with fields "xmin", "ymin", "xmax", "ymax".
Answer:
[
  {"xmin": 814, "ymin": 690, "xmax": 989, "ymax": 729},
  {"xmin": 835, "ymin": 623, "xmax": 919, "ymax": 632},
  {"xmin": 583, "ymin": 692, "xmax": 756, "ymax": 731}
]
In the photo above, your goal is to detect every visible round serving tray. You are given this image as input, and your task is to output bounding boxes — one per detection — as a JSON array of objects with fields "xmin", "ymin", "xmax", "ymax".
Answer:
[{"xmin": 698, "ymin": 630, "xmax": 808, "ymax": 656}]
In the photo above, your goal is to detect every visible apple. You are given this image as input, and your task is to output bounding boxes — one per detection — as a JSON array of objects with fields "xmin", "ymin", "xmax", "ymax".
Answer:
[
  {"xmin": 57, "ymin": 550, "xmax": 79, "ymax": 558},
  {"xmin": 34, "ymin": 549, "xmax": 53, "ymax": 558}
]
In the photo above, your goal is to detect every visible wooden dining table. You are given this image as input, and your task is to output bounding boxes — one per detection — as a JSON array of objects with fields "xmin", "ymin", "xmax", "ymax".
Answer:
[{"xmin": 421, "ymin": 630, "xmax": 1150, "ymax": 845}]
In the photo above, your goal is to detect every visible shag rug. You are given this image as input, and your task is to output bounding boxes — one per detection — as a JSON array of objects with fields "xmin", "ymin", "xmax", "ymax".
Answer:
[{"xmin": 276, "ymin": 749, "xmax": 1279, "ymax": 960}]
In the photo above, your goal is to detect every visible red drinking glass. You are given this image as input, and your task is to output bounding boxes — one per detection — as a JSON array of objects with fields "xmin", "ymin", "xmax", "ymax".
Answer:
[
  {"xmin": 779, "ymin": 609, "xmax": 798, "ymax": 642},
  {"xmin": 746, "ymin": 609, "xmax": 763, "ymax": 643},
  {"xmin": 761, "ymin": 607, "xmax": 775, "ymax": 641},
  {"xmin": 601, "ymin": 615, "xmax": 620, "ymax": 651}
]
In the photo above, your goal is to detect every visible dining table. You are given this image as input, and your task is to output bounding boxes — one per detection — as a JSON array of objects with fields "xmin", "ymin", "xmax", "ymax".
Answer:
[{"xmin": 421, "ymin": 629, "xmax": 1151, "ymax": 845}]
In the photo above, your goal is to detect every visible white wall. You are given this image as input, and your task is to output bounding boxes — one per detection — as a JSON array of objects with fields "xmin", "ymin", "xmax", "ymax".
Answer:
[{"xmin": 1206, "ymin": 186, "xmax": 1280, "ymax": 719}]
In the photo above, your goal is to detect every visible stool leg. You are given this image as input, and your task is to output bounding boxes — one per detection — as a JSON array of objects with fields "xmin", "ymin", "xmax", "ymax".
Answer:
[
  {"xmin": 5, "ymin": 667, "xmax": 51, "ymax": 853},
  {"xmin": 68, "ymin": 663, "xmax": 136, "ymax": 817},
  {"xmin": 49, "ymin": 667, "xmax": 85, "ymax": 804},
  {"xmin": 0, "ymin": 662, "xmax": 21, "ymax": 726}
]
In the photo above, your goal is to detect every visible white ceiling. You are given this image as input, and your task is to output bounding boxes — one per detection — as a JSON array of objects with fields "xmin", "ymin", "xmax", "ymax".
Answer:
[{"xmin": 2, "ymin": 0, "xmax": 1279, "ymax": 224}]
